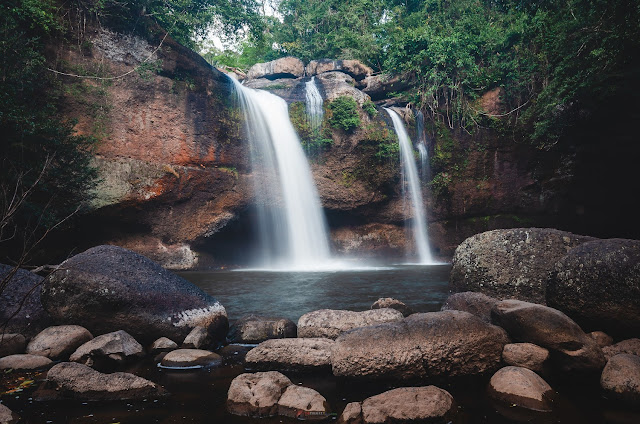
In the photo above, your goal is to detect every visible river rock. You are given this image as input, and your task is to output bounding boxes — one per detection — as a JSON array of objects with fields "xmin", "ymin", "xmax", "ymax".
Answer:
[
  {"xmin": 247, "ymin": 57, "xmax": 304, "ymax": 80},
  {"xmin": 26, "ymin": 325, "xmax": 93, "ymax": 360},
  {"xmin": 502, "ymin": 343, "xmax": 550, "ymax": 374},
  {"xmin": 0, "ymin": 404, "xmax": 19, "ymax": 424},
  {"xmin": 332, "ymin": 310, "xmax": 508, "ymax": 381},
  {"xmin": 218, "ymin": 344, "xmax": 253, "ymax": 365},
  {"xmin": 547, "ymin": 239, "xmax": 640, "ymax": 338},
  {"xmin": 298, "ymin": 308, "xmax": 404, "ymax": 339},
  {"xmin": 278, "ymin": 385, "xmax": 328, "ymax": 419},
  {"xmin": 69, "ymin": 330, "xmax": 144, "ymax": 366},
  {"xmin": 182, "ymin": 326, "xmax": 210, "ymax": 349},
  {"xmin": 0, "ymin": 264, "xmax": 52, "ymax": 337},
  {"xmin": 227, "ymin": 371, "xmax": 293, "ymax": 417},
  {"xmin": 0, "ymin": 334, "xmax": 26, "ymax": 358},
  {"xmin": 371, "ymin": 298, "xmax": 413, "ymax": 317},
  {"xmin": 228, "ymin": 314, "xmax": 297, "ymax": 344},
  {"xmin": 150, "ymin": 337, "xmax": 178, "ymax": 354},
  {"xmin": 488, "ymin": 366, "xmax": 554, "ymax": 411},
  {"xmin": 160, "ymin": 349, "xmax": 222, "ymax": 369},
  {"xmin": 359, "ymin": 386, "xmax": 455, "ymax": 423},
  {"xmin": 441, "ymin": 291, "xmax": 498, "ymax": 323},
  {"xmin": 450, "ymin": 228, "xmax": 594, "ymax": 303},
  {"xmin": 41, "ymin": 245, "xmax": 228, "ymax": 344},
  {"xmin": 589, "ymin": 331, "xmax": 614, "ymax": 348},
  {"xmin": 603, "ymin": 339, "xmax": 640, "ymax": 360},
  {"xmin": 0, "ymin": 354, "xmax": 53, "ymax": 370},
  {"xmin": 245, "ymin": 338, "xmax": 334, "ymax": 372},
  {"xmin": 491, "ymin": 300, "xmax": 605, "ymax": 372},
  {"xmin": 600, "ymin": 354, "xmax": 640, "ymax": 406},
  {"xmin": 338, "ymin": 402, "xmax": 362, "ymax": 424},
  {"xmin": 306, "ymin": 59, "xmax": 372, "ymax": 80},
  {"xmin": 40, "ymin": 362, "xmax": 165, "ymax": 400}
]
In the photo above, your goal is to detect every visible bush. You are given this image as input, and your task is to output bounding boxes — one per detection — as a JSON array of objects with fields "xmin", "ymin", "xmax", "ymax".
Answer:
[{"xmin": 328, "ymin": 96, "xmax": 361, "ymax": 132}]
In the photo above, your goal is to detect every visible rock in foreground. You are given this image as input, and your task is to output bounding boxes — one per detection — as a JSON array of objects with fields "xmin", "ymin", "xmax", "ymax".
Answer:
[
  {"xmin": 160, "ymin": 349, "xmax": 222, "ymax": 369},
  {"xmin": 0, "ymin": 354, "xmax": 52, "ymax": 370},
  {"xmin": 41, "ymin": 245, "xmax": 228, "ymax": 344},
  {"xmin": 69, "ymin": 330, "xmax": 144, "ymax": 366},
  {"xmin": 371, "ymin": 298, "xmax": 413, "ymax": 317},
  {"xmin": 245, "ymin": 338, "xmax": 334, "ymax": 373},
  {"xmin": 0, "ymin": 404, "xmax": 19, "ymax": 424},
  {"xmin": 26, "ymin": 325, "xmax": 93, "ymax": 360},
  {"xmin": 603, "ymin": 339, "xmax": 640, "ymax": 360},
  {"xmin": 332, "ymin": 310, "xmax": 508, "ymax": 381},
  {"xmin": 298, "ymin": 308, "xmax": 404, "ymax": 339},
  {"xmin": 488, "ymin": 366, "xmax": 554, "ymax": 411},
  {"xmin": 228, "ymin": 314, "xmax": 297, "ymax": 344},
  {"xmin": 600, "ymin": 354, "xmax": 640, "ymax": 406},
  {"xmin": 502, "ymin": 343, "xmax": 550, "ymax": 374}
]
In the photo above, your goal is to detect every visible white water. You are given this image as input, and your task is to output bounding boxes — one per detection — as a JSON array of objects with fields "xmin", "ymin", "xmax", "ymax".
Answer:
[
  {"xmin": 415, "ymin": 111, "xmax": 430, "ymax": 180},
  {"xmin": 385, "ymin": 108, "xmax": 435, "ymax": 264},
  {"xmin": 305, "ymin": 77, "xmax": 324, "ymax": 131},
  {"xmin": 230, "ymin": 77, "xmax": 332, "ymax": 270}
]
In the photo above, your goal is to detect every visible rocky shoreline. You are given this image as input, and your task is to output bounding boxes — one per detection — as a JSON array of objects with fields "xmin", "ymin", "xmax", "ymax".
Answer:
[{"xmin": 1, "ymin": 228, "xmax": 639, "ymax": 423}]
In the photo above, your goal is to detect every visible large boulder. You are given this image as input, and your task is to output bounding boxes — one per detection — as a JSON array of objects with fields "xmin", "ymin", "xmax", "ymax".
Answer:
[
  {"xmin": 316, "ymin": 72, "xmax": 370, "ymax": 105},
  {"xmin": 332, "ymin": 310, "xmax": 509, "ymax": 381},
  {"xmin": 0, "ymin": 333, "xmax": 26, "ymax": 358},
  {"xmin": 0, "ymin": 354, "xmax": 52, "ymax": 370},
  {"xmin": 38, "ymin": 362, "xmax": 165, "ymax": 401},
  {"xmin": 26, "ymin": 325, "xmax": 93, "ymax": 360},
  {"xmin": 245, "ymin": 338, "xmax": 334, "ymax": 372},
  {"xmin": 228, "ymin": 314, "xmax": 297, "ymax": 344},
  {"xmin": 41, "ymin": 245, "xmax": 228, "ymax": 344},
  {"xmin": 450, "ymin": 228, "xmax": 594, "ymax": 303},
  {"xmin": 69, "ymin": 330, "xmax": 144, "ymax": 367},
  {"xmin": 277, "ymin": 385, "xmax": 328, "ymax": 419},
  {"xmin": 600, "ymin": 354, "xmax": 640, "ymax": 406},
  {"xmin": 247, "ymin": 57, "xmax": 304, "ymax": 80},
  {"xmin": 547, "ymin": 239, "xmax": 640, "ymax": 338},
  {"xmin": 488, "ymin": 366, "xmax": 555, "ymax": 411},
  {"xmin": 298, "ymin": 308, "xmax": 404, "ymax": 339},
  {"xmin": 441, "ymin": 291, "xmax": 498, "ymax": 323},
  {"xmin": 362, "ymin": 73, "xmax": 411, "ymax": 101},
  {"xmin": 491, "ymin": 300, "xmax": 605, "ymax": 372},
  {"xmin": 0, "ymin": 264, "xmax": 52, "ymax": 337},
  {"xmin": 306, "ymin": 59, "xmax": 372, "ymax": 81}
]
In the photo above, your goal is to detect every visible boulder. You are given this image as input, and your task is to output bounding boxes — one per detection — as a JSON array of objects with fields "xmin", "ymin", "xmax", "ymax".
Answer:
[
  {"xmin": 306, "ymin": 59, "xmax": 372, "ymax": 81},
  {"xmin": 159, "ymin": 349, "xmax": 222, "ymax": 369},
  {"xmin": 338, "ymin": 402, "xmax": 362, "ymax": 424},
  {"xmin": 227, "ymin": 371, "xmax": 292, "ymax": 417},
  {"xmin": 277, "ymin": 385, "xmax": 328, "ymax": 419},
  {"xmin": 228, "ymin": 314, "xmax": 297, "ymax": 344},
  {"xmin": 247, "ymin": 57, "xmax": 304, "ymax": 80},
  {"xmin": 0, "ymin": 264, "xmax": 52, "ymax": 337},
  {"xmin": 245, "ymin": 338, "xmax": 334, "ymax": 372},
  {"xmin": 358, "ymin": 386, "xmax": 455, "ymax": 423},
  {"xmin": 441, "ymin": 291, "xmax": 498, "ymax": 323},
  {"xmin": 0, "ymin": 354, "xmax": 52, "ymax": 370},
  {"xmin": 362, "ymin": 73, "xmax": 411, "ymax": 101},
  {"xmin": 316, "ymin": 72, "xmax": 370, "ymax": 105},
  {"xmin": 242, "ymin": 77, "xmax": 304, "ymax": 103},
  {"xmin": 450, "ymin": 228, "xmax": 593, "ymax": 303},
  {"xmin": 488, "ymin": 366, "xmax": 554, "ymax": 411},
  {"xmin": 332, "ymin": 310, "xmax": 508, "ymax": 381},
  {"xmin": 26, "ymin": 325, "xmax": 93, "ymax": 360},
  {"xmin": 0, "ymin": 334, "xmax": 26, "ymax": 358},
  {"xmin": 39, "ymin": 362, "xmax": 165, "ymax": 401},
  {"xmin": 298, "ymin": 308, "xmax": 404, "ymax": 339},
  {"xmin": 603, "ymin": 339, "xmax": 640, "ymax": 360},
  {"xmin": 547, "ymin": 239, "xmax": 640, "ymax": 338},
  {"xmin": 149, "ymin": 337, "xmax": 178, "ymax": 354},
  {"xmin": 589, "ymin": 331, "xmax": 614, "ymax": 348},
  {"xmin": 182, "ymin": 326, "xmax": 210, "ymax": 349},
  {"xmin": 0, "ymin": 404, "xmax": 19, "ymax": 424},
  {"xmin": 41, "ymin": 245, "xmax": 228, "ymax": 344},
  {"xmin": 69, "ymin": 330, "xmax": 144, "ymax": 366},
  {"xmin": 502, "ymin": 343, "xmax": 550, "ymax": 374},
  {"xmin": 371, "ymin": 298, "xmax": 413, "ymax": 317},
  {"xmin": 491, "ymin": 300, "xmax": 605, "ymax": 372},
  {"xmin": 600, "ymin": 354, "xmax": 640, "ymax": 406}
]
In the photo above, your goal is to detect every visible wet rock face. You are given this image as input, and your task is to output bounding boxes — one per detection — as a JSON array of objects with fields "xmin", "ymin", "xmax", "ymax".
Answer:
[
  {"xmin": 488, "ymin": 366, "xmax": 554, "ymax": 411},
  {"xmin": 245, "ymin": 338, "xmax": 335, "ymax": 372},
  {"xmin": 450, "ymin": 228, "xmax": 594, "ymax": 303},
  {"xmin": 600, "ymin": 354, "xmax": 640, "ymax": 406},
  {"xmin": 491, "ymin": 300, "xmax": 605, "ymax": 372},
  {"xmin": 547, "ymin": 238, "xmax": 640, "ymax": 338},
  {"xmin": 298, "ymin": 308, "xmax": 404, "ymax": 339},
  {"xmin": 247, "ymin": 57, "xmax": 305, "ymax": 80},
  {"xmin": 228, "ymin": 314, "xmax": 297, "ymax": 344},
  {"xmin": 26, "ymin": 325, "xmax": 93, "ymax": 360},
  {"xmin": 41, "ymin": 245, "xmax": 228, "ymax": 344},
  {"xmin": 332, "ymin": 310, "xmax": 508, "ymax": 381}
]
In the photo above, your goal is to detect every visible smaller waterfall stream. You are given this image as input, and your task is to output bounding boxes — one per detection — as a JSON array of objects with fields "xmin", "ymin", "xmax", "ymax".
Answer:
[
  {"xmin": 385, "ymin": 108, "xmax": 435, "ymax": 264},
  {"xmin": 305, "ymin": 77, "xmax": 324, "ymax": 131}
]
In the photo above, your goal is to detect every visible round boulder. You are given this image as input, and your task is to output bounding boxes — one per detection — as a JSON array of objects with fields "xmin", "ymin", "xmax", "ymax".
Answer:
[
  {"xmin": 450, "ymin": 228, "xmax": 593, "ymax": 303},
  {"xmin": 41, "ymin": 245, "xmax": 228, "ymax": 344},
  {"xmin": 69, "ymin": 330, "xmax": 144, "ymax": 367},
  {"xmin": 600, "ymin": 354, "xmax": 640, "ymax": 406},
  {"xmin": 277, "ymin": 385, "xmax": 328, "ymax": 419},
  {"xmin": 160, "ymin": 349, "xmax": 222, "ymax": 369},
  {"xmin": 603, "ymin": 339, "xmax": 640, "ymax": 360},
  {"xmin": 228, "ymin": 314, "xmax": 297, "ymax": 344},
  {"xmin": 26, "ymin": 325, "xmax": 93, "ymax": 360},
  {"xmin": 371, "ymin": 298, "xmax": 413, "ymax": 317},
  {"xmin": 488, "ymin": 366, "xmax": 554, "ymax": 411},
  {"xmin": 361, "ymin": 386, "xmax": 455, "ymax": 423},
  {"xmin": 0, "ymin": 354, "xmax": 52, "ymax": 370},
  {"xmin": 441, "ymin": 291, "xmax": 498, "ymax": 323},
  {"xmin": 547, "ymin": 239, "xmax": 640, "ymax": 338},
  {"xmin": 245, "ymin": 338, "xmax": 335, "ymax": 373},
  {"xmin": 227, "ymin": 371, "xmax": 292, "ymax": 417},
  {"xmin": 149, "ymin": 337, "xmax": 178, "ymax": 354},
  {"xmin": 502, "ymin": 343, "xmax": 550, "ymax": 374},
  {"xmin": 298, "ymin": 308, "xmax": 404, "ymax": 339}
]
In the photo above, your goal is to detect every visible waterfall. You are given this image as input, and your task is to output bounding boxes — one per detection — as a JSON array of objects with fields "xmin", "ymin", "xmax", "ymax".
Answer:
[
  {"xmin": 415, "ymin": 111, "xmax": 430, "ymax": 180},
  {"xmin": 230, "ymin": 76, "xmax": 332, "ymax": 270},
  {"xmin": 385, "ymin": 108, "xmax": 435, "ymax": 264},
  {"xmin": 305, "ymin": 77, "xmax": 324, "ymax": 131}
]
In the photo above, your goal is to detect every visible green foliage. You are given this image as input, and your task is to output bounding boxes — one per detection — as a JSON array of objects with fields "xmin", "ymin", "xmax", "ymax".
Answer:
[
  {"xmin": 288, "ymin": 102, "xmax": 333, "ymax": 152},
  {"xmin": 136, "ymin": 59, "xmax": 163, "ymax": 80},
  {"xmin": 362, "ymin": 100, "xmax": 377, "ymax": 117},
  {"xmin": 428, "ymin": 172, "xmax": 452, "ymax": 197},
  {"xmin": 328, "ymin": 96, "xmax": 361, "ymax": 132}
]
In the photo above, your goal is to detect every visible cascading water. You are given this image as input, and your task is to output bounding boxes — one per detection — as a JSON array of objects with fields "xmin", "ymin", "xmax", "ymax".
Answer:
[
  {"xmin": 385, "ymin": 108, "xmax": 435, "ymax": 264},
  {"xmin": 305, "ymin": 77, "xmax": 324, "ymax": 131},
  {"xmin": 415, "ymin": 111, "xmax": 431, "ymax": 181},
  {"xmin": 230, "ymin": 76, "xmax": 332, "ymax": 270}
]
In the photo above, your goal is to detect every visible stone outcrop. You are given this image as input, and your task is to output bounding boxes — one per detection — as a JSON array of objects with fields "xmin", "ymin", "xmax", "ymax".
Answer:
[
  {"xmin": 502, "ymin": 343, "xmax": 550, "ymax": 374},
  {"xmin": 0, "ymin": 354, "xmax": 53, "ymax": 370},
  {"xmin": 362, "ymin": 73, "xmax": 411, "ymax": 100},
  {"xmin": 450, "ymin": 228, "xmax": 594, "ymax": 303},
  {"xmin": 488, "ymin": 366, "xmax": 554, "ymax": 411},
  {"xmin": 160, "ymin": 349, "xmax": 222, "ymax": 369},
  {"xmin": 491, "ymin": 300, "xmax": 605, "ymax": 372},
  {"xmin": 298, "ymin": 308, "xmax": 404, "ymax": 339},
  {"xmin": 0, "ymin": 264, "xmax": 51, "ymax": 337},
  {"xmin": 600, "ymin": 354, "xmax": 640, "ymax": 406},
  {"xmin": 69, "ymin": 330, "xmax": 144, "ymax": 366},
  {"xmin": 26, "ymin": 325, "xmax": 93, "ymax": 360},
  {"xmin": 316, "ymin": 72, "xmax": 370, "ymax": 104},
  {"xmin": 332, "ymin": 310, "xmax": 508, "ymax": 381},
  {"xmin": 41, "ymin": 245, "xmax": 228, "ymax": 344},
  {"xmin": 306, "ymin": 59, "xmax": 372, "ymax": 81},
  {"xmin": 247, "ymin": 57, "xmax": 305, "ymax": 80},
  {"xmin": 0, "ymin": 334, "xmax": 26, "ymax": 358},
  {"xmin": 245, "ymin": 338, "xmax": 334, "ymax": 372},
  {"xmin": 371, "ymin": 298, "xmax": 413, "ymax": 317},
  {"xmin": 228, "ymin": 314, "xmax": 297, "ymax": 344},
  {"xmin": 441, "ymin": 291, "xmax": 498, "ymax": 323},
  {"xmin": 547, "ymin": 238, "xmax": 640, "ymax": 338}
]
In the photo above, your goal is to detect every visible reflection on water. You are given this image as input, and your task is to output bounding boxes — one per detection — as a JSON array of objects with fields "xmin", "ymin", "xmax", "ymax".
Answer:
[{"xmin": 179, "ymin": 264, "xmax": 452, "ymax": 322}]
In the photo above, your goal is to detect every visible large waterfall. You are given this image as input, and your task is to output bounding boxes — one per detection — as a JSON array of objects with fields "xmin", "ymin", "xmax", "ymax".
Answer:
[
  {"xmin": 230, "ymin": 77, "xmax": 332, "ymax": 270},
  {"xmin": 385, "ymin": 108, "xmax": 435, "ymax": 264}
]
